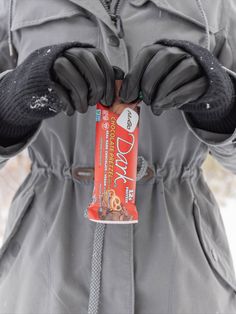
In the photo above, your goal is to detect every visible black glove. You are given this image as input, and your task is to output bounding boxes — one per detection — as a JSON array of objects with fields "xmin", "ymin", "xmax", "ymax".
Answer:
[
  {"xmin": 120, "ymin": 39, "xmax": 236, "ymax": 134},
  {"xmin": 0, "ymin": 42, "xmax": 115, "ymax": 146},
  {"xmin": 52, "ymin": 47, "xmax": 115, "ymax": 115}
]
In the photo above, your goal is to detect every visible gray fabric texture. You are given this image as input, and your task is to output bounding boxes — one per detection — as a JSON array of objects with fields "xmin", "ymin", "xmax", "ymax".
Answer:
[
  {"xmin": 88, "ymin": 223, "xmax": 106, "ymax": 314},
  {"xmin": 0, "ymin": 0, "xmax": 236, "ymax": 313}
]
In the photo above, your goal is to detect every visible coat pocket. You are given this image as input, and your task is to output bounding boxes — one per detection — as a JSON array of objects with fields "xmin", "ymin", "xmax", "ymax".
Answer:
[
  {"xmin": 11, "ymin": 0, "xmax": 99, "ymax": 62},
  {"xmin": 193, "ymin": 199, "xmax": 236, "ymax": 292},
  {"xmin": 11, "ymin": 0, "xmax": 86, "ymax": 31},
  {"xmin": 0, "ymin": 189, "xmax": 35, "ymax": 270}
]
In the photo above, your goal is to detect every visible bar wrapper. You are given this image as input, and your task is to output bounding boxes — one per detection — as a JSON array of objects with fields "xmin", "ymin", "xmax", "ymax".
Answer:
[{"xmin": 87, "ymin": 102, "xmax": 140, "ymax": 224}]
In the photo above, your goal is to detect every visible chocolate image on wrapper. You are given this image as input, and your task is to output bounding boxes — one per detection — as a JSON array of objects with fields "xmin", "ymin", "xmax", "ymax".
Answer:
[
  {"xmin": 87, "ymin": 72, "xmax": 141, "ymax": 224},
  {"xmin": 99, "ymin": 189, "xmax": 133, "ymax": 222}
]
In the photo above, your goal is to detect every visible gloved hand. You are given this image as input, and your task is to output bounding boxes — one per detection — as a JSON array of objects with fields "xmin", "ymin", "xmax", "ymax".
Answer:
[
  {"xmin": 0, "ymin": 42, "xmax": 115, "ymax": 145},
  {"xmin": 120, "ymin": 39, "xmax": 236, "ymax": 133},
  {"xmin": 53, "ymin": 47, "xmax": 115, "ymax": 115}
]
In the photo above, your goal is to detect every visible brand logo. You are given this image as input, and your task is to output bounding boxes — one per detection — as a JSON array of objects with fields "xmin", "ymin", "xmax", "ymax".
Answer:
[
  {"xmin": 127, "ymin": 110, "xmax": 132, "ymax": 130},
  {"xmin": 117, "ymin": 108, "xmax": 139, "ymax": 133}
]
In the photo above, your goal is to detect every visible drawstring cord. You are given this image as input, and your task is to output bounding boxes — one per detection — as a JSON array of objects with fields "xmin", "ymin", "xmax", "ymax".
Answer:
[
  {"xmin": 195, "ymin": 0, "xmax": 210, "ymax": 50},
  {"xmin": 88, "ymin": 223, "xmax": 106, "ymax": 314},
  {"xmin": 8, "ymin": 0, "xmax": 14, "ymax": 57},
  {"xmin": 87, "ymin": 156, "xmax": 148, "ymax": 314}
]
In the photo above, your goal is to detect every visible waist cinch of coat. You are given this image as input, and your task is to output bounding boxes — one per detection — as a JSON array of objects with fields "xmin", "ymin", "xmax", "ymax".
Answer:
[{"xmin": 7, "ymin": 1, "xmax": 210, "ymax": 314}]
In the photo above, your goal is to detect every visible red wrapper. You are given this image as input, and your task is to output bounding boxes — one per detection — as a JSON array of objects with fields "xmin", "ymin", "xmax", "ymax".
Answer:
[{"xmin": 87, "ymin": 102, "xmax": 140, "ymax": 224}]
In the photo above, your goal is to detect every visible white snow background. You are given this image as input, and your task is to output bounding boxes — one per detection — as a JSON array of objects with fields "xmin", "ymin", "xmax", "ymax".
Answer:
[{"xmin": 0, "ymin": 150, "xmax": 236, "ymax": 270}]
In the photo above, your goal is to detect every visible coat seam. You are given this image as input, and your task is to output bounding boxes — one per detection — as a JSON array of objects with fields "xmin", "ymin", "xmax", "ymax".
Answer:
[
  {"xmin": 96, "ymin": 18, "xmax": 102, "ymax": 49},
  {"xmin": 160, "ymin": 177, "xmax": 178, "ymax": 314},
  {"xmin": 129, "ymin": 224, "xmax": 135, "ymax": 314},
  {"xmin": 167, "ymin": 237, "xmax": 178, "ymax": 314}
]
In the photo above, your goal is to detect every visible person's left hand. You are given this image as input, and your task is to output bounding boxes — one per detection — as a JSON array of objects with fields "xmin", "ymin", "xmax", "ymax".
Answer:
[{"xmin": 119, "ymin": 39, "xmax": 234, "ymax": 118}]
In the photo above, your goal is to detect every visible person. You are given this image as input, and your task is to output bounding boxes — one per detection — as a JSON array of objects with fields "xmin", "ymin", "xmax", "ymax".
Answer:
[{"xmin": 0, "ymin": 0, "xmax": 236, "ymax": 313}]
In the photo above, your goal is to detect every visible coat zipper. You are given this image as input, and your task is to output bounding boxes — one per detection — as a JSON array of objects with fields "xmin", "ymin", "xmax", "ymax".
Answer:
[{"xmin": 99, "ymin": 0, "xmax": 124, "ymax": 38}]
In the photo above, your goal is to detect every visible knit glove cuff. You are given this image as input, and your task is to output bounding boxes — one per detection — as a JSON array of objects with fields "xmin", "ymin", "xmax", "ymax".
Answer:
[
  {"xmin": 155, "ymin": 39, "xmax": 235, "ymax": 133},
  {"xmin": 186, "ymin": 74, "xmax": 236, "ymax": 134}
]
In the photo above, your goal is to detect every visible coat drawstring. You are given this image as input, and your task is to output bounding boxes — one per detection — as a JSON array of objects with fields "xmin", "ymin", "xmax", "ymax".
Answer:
[
  {"xmin": 88, "ymin": 223, "xmax": 106, "ymax": 314},
  {"xmin": 87, "ymin": 156, "xmax": 149, "ymax": 314},
  {"xmin": 195, "ymin": 0, "xmax": 210, "ymax": 50},
  {"xmin": 8, "ymin": 0, "xmax": 14, "ymax": 57}
]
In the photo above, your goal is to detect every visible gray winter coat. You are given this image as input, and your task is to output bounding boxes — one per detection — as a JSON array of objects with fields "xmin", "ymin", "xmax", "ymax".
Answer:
[{"xmin": 0, "ymin": 0, "xmax": 236, "ymax": 313}]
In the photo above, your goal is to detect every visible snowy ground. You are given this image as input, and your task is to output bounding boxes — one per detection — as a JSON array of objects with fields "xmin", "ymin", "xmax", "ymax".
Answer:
[{"xmin": 0, "ymin": 150, "xmax": 236, "ymax": 271}]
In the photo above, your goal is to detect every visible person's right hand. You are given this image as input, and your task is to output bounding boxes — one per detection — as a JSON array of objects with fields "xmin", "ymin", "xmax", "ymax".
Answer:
[
  {"xmin": 0, "ymin": 42, "xmax": 115, "ymax": 122},
  {"xmin": 53, "ymin": 46, "xmax": 115, "ymax": 115},
  {"xmin": 0, "ymin": 42, "xmax": 115, "ymax": 145}
]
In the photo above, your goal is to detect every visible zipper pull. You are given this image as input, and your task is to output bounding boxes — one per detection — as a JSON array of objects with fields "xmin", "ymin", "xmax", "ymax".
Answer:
[
  {"xmin": 116, "ymin": 15, "xmax": 124, "ymax": 38},
  {"xmin": 110, "ymin": 14, "xmax": 124, "ymax": 39}
]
